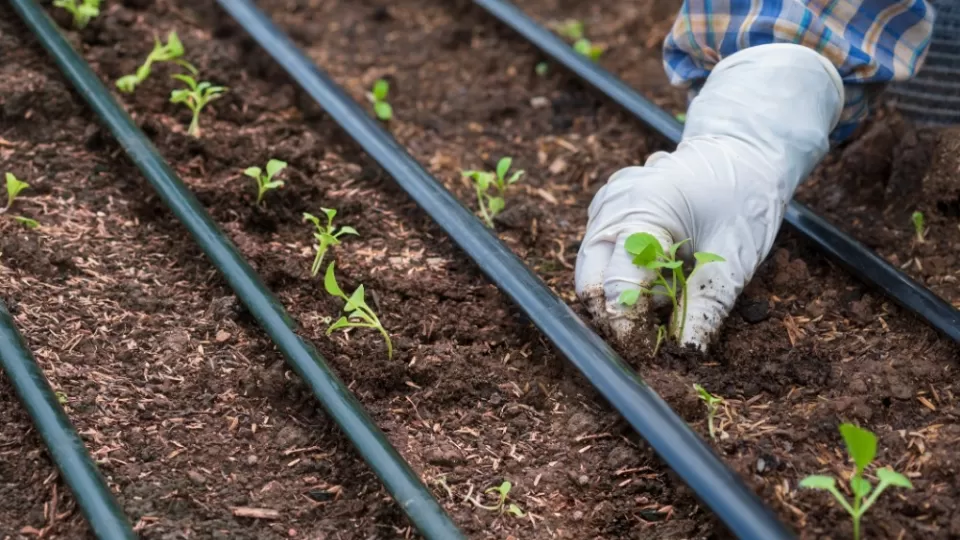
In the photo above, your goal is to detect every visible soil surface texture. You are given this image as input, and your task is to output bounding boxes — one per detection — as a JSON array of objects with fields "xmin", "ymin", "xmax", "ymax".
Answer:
[{"xmin": 1, "ymin": 1, "xmax": 958, "ymax": 539}]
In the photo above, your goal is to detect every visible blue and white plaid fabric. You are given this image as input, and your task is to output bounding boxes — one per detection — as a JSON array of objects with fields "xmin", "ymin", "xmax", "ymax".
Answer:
[{"xmin": 664, "ymin": 0, "xmax": 935, "ymax": 141}]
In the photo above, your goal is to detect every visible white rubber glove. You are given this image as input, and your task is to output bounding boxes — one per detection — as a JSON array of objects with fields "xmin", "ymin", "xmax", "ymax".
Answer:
[{"xmin": 576, "ymin": 43, "xmax": 844, "ymax": 351}]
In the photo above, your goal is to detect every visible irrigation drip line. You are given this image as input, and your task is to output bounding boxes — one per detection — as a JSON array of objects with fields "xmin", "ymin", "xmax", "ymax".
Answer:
[
  {"xmin": 0, "ymin": 300, "xmax": 135, "ymax": 539},
  {"xmin": 217, "ymin": 1, "xmax": 794, "ymax": 538},
  {"xmin": 7, "ymin": 2, "xmax": 464, "ymax": 538},
  {"xmin": 473, "ymin": 0, "xmax": 960, "ymax": 344}
]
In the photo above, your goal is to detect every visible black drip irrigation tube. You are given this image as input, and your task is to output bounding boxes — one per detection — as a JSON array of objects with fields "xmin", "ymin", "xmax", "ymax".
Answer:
[
  {"xmin": 472, "ymin": 0, "xmax": 960, "ymax": 345},
  {"xmin": 217, "ymin": 1, "xmax": 795, "ymax": 538},
  {"xmin": 0, "ymin": 300, "xmax": 136, "ymax": 539},
  {"xmin": 7, "ymin": 2, "xmax": 464, "ymax": 538}
]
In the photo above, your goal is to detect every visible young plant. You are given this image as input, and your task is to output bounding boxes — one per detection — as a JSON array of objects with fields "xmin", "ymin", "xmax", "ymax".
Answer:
[
  {"xmin": 116, "ymin": 31, "xmax": 196, "ymax": 93},
  {"xmin": 535, "ymin": 62, "xmax": 549, "ymax": 76},
  {"xmin": 53, "ymin": 0, "xmax": 100, "ymax": 29},
  {"xmin": 3, "ymin": 173, "xmax": 39, "ymax": 229},
  {"xmin": 367, "ymin": 79, "xmax": 393, "ymax": 121},
  {"xmin": 573, "ymin": 38, "xmax": 604, "ymax": 61},
  {"xmin": 244, "ymin": 159, "xmax": 287, "ymax": 205},
  {"xmin": 552, "ymin": 19, "xmax": 604, "ymax": 61},
  {"xmin": 800, "ymin": 424, "xmax": 913, "ymax": 540},
  {"xmin": 911, "ymin": 211, "xmax": 926, "ymax": 244},
  {"xmin": 303, "ymin": 209, "xmax": 358, "ymax": 276},
  {"xmin": 652, "ymin": 325, "xmax": 667, "ymax": 356},
  {"xmin": 617, "ymin": 233, "xmax": 725, "ymax": 342},
  {"xmin": 477, "ymin": 481, "xmax": 525, "ymax": 517},
  {"xmin": 324, "ymin": 262, "xmax": 392, "ymax": 359},
  {"xmin": 461, "ymin": 157, "xmax": 524, "ymax": 228},
  {"xmin": 693, "ymin": 384, "xmax": 723, "ymax": 440},
  {"xmin": 169, "ymin": 75, "xmax": 227, "ymax": 137}
]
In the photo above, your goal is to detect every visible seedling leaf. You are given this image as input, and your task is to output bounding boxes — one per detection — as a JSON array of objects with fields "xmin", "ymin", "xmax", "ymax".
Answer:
[
  {"xmin": 839, "ymin": 423, "xmax": 876, "ymax": 475},
  {"xmin": 496, "ymin": 157, "xmax": 512, "ymax": 181},
  {"xmin": 799, "ymin": 475, "xmax": 836, "ymax": 490},
  {"xmin": 850, "ymin": 476, "xmax": 872, "ymax": 499},
  {"xmin": 13, "ymin": 216, "xmax": 39, "ymax": 229},
  {"xmin": 327, "ymin": 316, "xmax": 352, "ymax": 334},
  {"xmin": 337, "ymin": 226, "xmax": 359, "ymax": 237},
  {"xmin": 507, "ymin": 504, "xmax": 525, "ymax": 517},
  {"xmin": 345, "ymin": 285, "xmax": 365, "ymax": 312},
  {"xmin": 374, "ymin": 101, "xmax": 393, "ymax": 121},
  {"xmin": 619, "ymin": 289, "xmax": 641, "ymax": 306},
  {"xmin": 876, "ymin": 468, "xmax": 912, "ymax": 489},
  {"xmin": 373, "ymin": 79, "xmax": 389, "ymax": 101},
  {"xmin": 324, "ymin": 262, "xmax": 345, "ymax": 298},
  {"xmin": 266, "ymin": 159, "xmax": 287, "ymax": 178},
  {"xmin": 5, "ymin": 173, "xmax": 29, "ymax": 207},
  {"xmin": 694, "ymin": 252, "xmax": 726, "ymax": 264},
  {"xmin": 244, "ymin": 167, "xmax": 262, "ymax": 178},
  {"xmin": 624, "ymin": 232, "xmax": 662, "ymax": 264}
]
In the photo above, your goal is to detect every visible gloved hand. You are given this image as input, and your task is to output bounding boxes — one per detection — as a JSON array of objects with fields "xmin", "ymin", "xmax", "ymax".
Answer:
[{"xmin": 576, "ymin": 43, "xmax": 844, "ymax": 351}]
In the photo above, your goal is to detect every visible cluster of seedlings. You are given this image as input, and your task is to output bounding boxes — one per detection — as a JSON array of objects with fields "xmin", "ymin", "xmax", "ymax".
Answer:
[{"xmin": 43, "ymin": 9, "xmax": 924, "ymax": 536}]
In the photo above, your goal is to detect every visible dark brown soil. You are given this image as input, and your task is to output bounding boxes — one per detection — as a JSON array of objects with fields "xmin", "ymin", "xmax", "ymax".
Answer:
[{"xmin": 0, "ymin": 1, "xmax": 957, "ymax": 539}]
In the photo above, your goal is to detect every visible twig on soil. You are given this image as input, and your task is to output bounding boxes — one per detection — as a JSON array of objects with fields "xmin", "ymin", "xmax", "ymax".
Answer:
[{"xmin": 230, "ymin": 507, "xmax": 280, "ymax": 520}]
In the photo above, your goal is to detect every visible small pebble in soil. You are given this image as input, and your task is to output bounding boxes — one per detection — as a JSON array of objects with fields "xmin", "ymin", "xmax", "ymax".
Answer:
[
  {"xmin": 737, "ymin": 298, "xmax": 769, "ymax": 323},
  {"xmin": 188, "ymin": 470, "xmax": 205, "ymax": 485},
  {"xmin": 530, "ymin": 96, "xmax": 550, "ymax": 109},
  {"xmin": 577, "ymin": 475, "xmax": 589, "ymax": 486},
  {"xmin": 247, "ymin": 455, "xmax": 258, "ymax": 465},
  {"xmin": 573, "ymin": 510, "xmax": 584, "ymax": 521}
]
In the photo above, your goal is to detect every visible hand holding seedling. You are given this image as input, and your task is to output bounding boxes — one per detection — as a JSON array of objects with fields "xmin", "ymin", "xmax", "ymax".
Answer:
[
  {"xmin": 462, "ymin": 157, "xmax": 524, "ymax": 228},
  {"xmin": 53, "ymin": 0, "xmax": 100, "ymax": 29},
  {"xmin": 800, "ymin": 424, "xmax": 912, "ymax": 540},
  {"xmin": 116, "ymin": 31, "xmax": 196, "ymax": 93},
  {"xmin": 3, "ymin": 173, "xmax": 39, "ymax": 228},
  {"xmin": 576, "ymin": 45, "xmax": 842, "ymax": 351},
  {"xmin": 244, "ymin": 159, "xmax": 287, "ymax": 205},
  {"xmin": 324, "ymin": 262, "xmax": 392, "ymax": 359},
  {"xmin": 303, "ymin": 208, "xmax": 358, "ymax": 276},
  {"xmin": 169, "ymin": 75, "xmax": 227, "ymax": 137}
]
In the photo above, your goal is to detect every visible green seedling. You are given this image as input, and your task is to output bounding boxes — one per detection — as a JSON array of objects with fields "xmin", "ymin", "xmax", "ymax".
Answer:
[
  {"xmin": 3, "ymin": 173, "xmax": 38, "ymax": 229},
  {"xmin": 169, "ymin": 75, "xmax": 227, "ymax": 137},
  {"xmin": 303, "ymin": 209, "xmax": 358, "ymax": 276},
  {"xmin": 116, "ymin": 31, "xmax": 196, "ymax": 93},
  {"xmin": 535, "ymin": 62, "xmax": 549, "ymax": 76},
  {"xmin": 693, "ymin": 384, "xmax": 723, "ymax": 440},
  {"xmin": 476, "ymin": 481, "xmax": 525, "ymax": 517},
  {"xmin": 552, "ymin": 19, "xmax": 603, "ymax": 61},
  {"xmin": 676, "ymin": 112, "xmax": 687, "ymax": 123},
  {"xmin": 53, "ymin": 0, "xmax": 100, "ymax": 29},
  {"xmin": 800, "ymin": 424, "xmax": 913, "ymax": 540},
  {"xmin": 462, "ymin": 157, "xmax": 524, "ymax": 228},
  {"xmin": 367, "ymin": 79, "xmax": 393, "ymax": 121},
  {"xmin": 618, "ymin": 233, "xmax": 724, "ymax": 342},
  {"xmin": 324, "ymin": 262, "xmax": 392, "ymax": 359},
  {"xmin": 911, "ymin": 211, "xmax": 926, "ymax": 244},
  {"xmin": 573, "ymin": 38, "xmax": 604, "ymax": 61},
  {"xmin": 244, "ymin": 159, "xmax": 287, "ymax": 205},
  {"xmin": 554, "ymin": 19, "xmax": 585, "ymax": 40}
]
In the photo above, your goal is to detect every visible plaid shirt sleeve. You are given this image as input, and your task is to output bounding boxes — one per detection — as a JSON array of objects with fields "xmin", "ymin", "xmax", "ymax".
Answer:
[{"xmin": 664, "ymin": 0, "xmax": 935, "ymax": 142}]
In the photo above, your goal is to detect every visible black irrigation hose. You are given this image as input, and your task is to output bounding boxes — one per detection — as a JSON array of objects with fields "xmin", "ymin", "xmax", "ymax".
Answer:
[
  {"xmin": 0, "ymin": 300, "xmax": 135, "ymax": 539},
  {"xmin": 473, "ymin": 0, "xmax": 960, "ymax": 345},
  {"xmin": 217, "ymin": 1, "xmax": 794, "ymax": 538},
  {"xmin": 7, "ymin": 2, "xmax": 464, "ymax": 538}
]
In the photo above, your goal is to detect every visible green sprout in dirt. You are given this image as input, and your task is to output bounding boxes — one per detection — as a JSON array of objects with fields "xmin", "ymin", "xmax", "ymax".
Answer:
[
  {"xmin": 53, "ymin": 0, "xmax": 100, "ymax": 29},
  {"xmin": 462, "ymin": 157, "xmax": 524, "ymax": 228},
  {"xmin": 169, "ymin": 75, "xmax": 227, "ymax": 137},
  {"xmin": 476, "ymin": 481, "xmax": 525, "ymax": 517},
  {"xmin": 116, "ymin": 31, "xmax": 196, "ymax": 93},
  {"xmin": 244, "ymin": 159, "xmax": 287, "ymax": 205},
  {"xmin": 799, "ymin": 423, "xmax": 913, "ymax": 540},
  {"xmin": 911, "ymin": 211, "xmax": 926, "ymax": 244},
  {"xmin": 535, "ymin": 62, "xmax": 549, "ymax": 76},
  {"xmin": 3, "ymin": 173, "xmax": 39, "ymax": 229},
  {"xmin": 367, "ymin": 79, "xmax": 393, "ymax": 121},
  {"xmin": 693, "ymin": 384, "xmax": 723, "ymax": 440},
  {"xmin": 303, "ymin": 209, "xmax": 358, "ymax": 276},
  {"xmin": 552, "ymin": 19, "xmax": 604, "ymax": 61},
  {"xmin": 618, "ymin": 233, "xmax": 725, "ymax": 342},
  {"xmin": 652, "ymin": 325, "xmax": 667, "ymax": 356},
  {"xmin": 324, "ymin": 261, "xmax": 392, "ymax": 359}
]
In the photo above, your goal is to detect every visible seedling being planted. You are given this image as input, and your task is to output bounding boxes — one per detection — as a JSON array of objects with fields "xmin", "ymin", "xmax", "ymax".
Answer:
[
  {"xmin": 3, "ymin": 173, "xmax": 39, "ymax": 229},
  {"xmin": 243, "ymin": 159, "xmax": 287, "ymax": 205},
  {"xmin": 367, "ymin": 79, "xmax": 393, "ymax": 121},
  {"xmin": 618, "ymin": 233, "xmax": 725, "ymax": 342},
  {"xmin": 169, "ymin": 75, "xmax": 227, "ymax": 137},
  {"xmin": 693, "ymin": 384, "xmax": 723, "ymax": 440},
  {"xmin": 800, "ymin": 423, "xmax": 913, "ymax": 540},
  {"xmin": 911, "ymin": 211, "xmax": 926, "ymax": 244},
  {"xmin": 462, "ymin": 157, "xmax": 524, "ymax": 228},
  {"xmin": 324, "ymin": 262, "xmax": 392, "ymax": 359},
  {"xmin": 53, "ymin": 0, "xmax": 100, "ymax": 29},
  {"xmin": 303, "ymin": 209, "xmax": 358, "ymax": 276},
  {"xmin": 116, "ymin": 31, "xmax": 196, "ymax": 93},
  {"xmin": 475, "ymin": 481, "xmax": 525, "ymax": 517}
]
